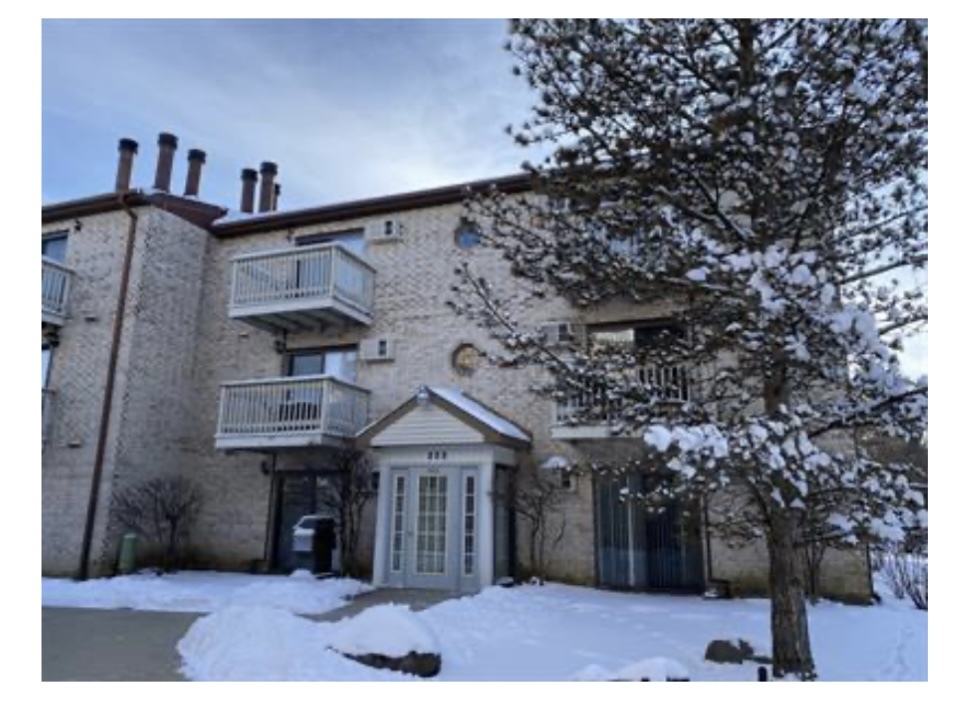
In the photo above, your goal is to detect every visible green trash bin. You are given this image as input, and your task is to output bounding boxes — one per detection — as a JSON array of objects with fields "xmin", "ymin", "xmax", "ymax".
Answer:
[{"xmin": 117, "ymin": 532, "xmax": 138, "ymax": 575}]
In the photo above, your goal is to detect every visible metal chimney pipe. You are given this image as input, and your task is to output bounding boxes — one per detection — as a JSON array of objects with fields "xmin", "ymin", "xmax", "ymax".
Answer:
[
  {"xmin": 153, "ymin": 132, "xmax": 178, "ymax": 192},
  {"xmin": 115, "ymin": 138, "xmax": 139, "ymax": 192},
  {"xmin": 240, "ymin": 168, "xmax": 258, "ymax": 214},
  {"xmin": 273, "ymin": 183, "xmax": 281, "ymax": 211},
  {"xmin": 258, "ymin": 161, "xmax": 278, "ymax": 213},
  {"xmin": 183, "ymin": 149, "xmax": 206, "ymax": 197}
]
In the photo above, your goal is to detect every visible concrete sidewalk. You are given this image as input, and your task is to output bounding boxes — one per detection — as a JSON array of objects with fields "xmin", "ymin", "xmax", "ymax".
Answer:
[{"xmin": 42, "ymin": 588, "xmax": 456, "ymax": 681}]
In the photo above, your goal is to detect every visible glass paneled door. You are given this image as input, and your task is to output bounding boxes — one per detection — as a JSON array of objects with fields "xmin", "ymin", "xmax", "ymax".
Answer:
[{"xmin": 390, "ymin": 467, "xmax": 464, "ymax": 590}]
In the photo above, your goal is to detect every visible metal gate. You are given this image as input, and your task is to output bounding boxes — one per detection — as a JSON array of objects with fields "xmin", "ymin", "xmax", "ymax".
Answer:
[{"xmin": 595, "ymin": 472, "xmax": 704, "ymax": 592}]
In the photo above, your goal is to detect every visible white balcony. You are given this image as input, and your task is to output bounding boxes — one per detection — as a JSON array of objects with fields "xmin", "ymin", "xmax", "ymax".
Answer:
[
  {"xmin": 228, "ymin": 243, "xmax": 374, "ymax": 333},
  {"xmin": 42, "ymin": 257, "xmax": 73, "ymax": 327},
  {"xmin": 215, "ymin": 375, "xmax": 371, "ymax": 450},
  {"xmin": 552, "ymin": 364, "xmax": 691, "ymax": 439}
]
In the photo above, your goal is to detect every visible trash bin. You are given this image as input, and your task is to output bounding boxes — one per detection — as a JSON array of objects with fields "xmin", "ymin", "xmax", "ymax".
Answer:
[{"xmin": 117, "ymin": 532, "xmax": 138, "ymax": 575}]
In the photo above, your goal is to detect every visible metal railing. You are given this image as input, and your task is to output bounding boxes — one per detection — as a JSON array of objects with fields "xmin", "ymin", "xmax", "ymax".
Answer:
[
  {"xmin": 229, "ymin": 243, "xmax": 374, "ymax": 316},
  {"xmin": 42, "ymin": 257, "xmax": 73, "ymax": 321},
  {"xmin": 216, "ymin": 375, "xmax": 370, "ymax": 441},
  {"xmin": 555, "ymin": 364, "xmax": 691, "ymax": 424}
]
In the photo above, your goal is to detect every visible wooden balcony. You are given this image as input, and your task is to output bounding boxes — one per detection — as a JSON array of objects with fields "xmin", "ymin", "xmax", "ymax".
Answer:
[
  {"xmin": 42, "ymin": 257, "xmax": 73, "ymax": 327},
  {"xmin": 228, "ymin": 243, "xmax": 374, "ymax": 333},
  {"xmin": 215, "ymin": 375, "xmax": 371, "ymax": 450},
  {"xmin": 552, "ymin": 364, "xmax": 691, "ymax": 439}
]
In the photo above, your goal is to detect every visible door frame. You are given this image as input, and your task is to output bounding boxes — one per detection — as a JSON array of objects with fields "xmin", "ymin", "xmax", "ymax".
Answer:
[{"xmin": 387, "ymin": 466, "xmax": 462, "ymax": 590}]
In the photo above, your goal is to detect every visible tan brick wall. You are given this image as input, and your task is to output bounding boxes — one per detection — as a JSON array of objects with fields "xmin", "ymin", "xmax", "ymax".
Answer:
[
  {"xmin": 42, "ymin": 211, "xmax": 136, "ymax": 576},
  {"xmin": 42, "ymin": 207, "xmax": 223, "ymax": 576},
  {"xmin": 41, "ymin": 194, "xmax": 872, "ymax": 601},
  {"xmin": 706, "ymin": 483, "xmax": 872, "ymax": 602},
  {"xmin": 181, "ymin": 201, "xmax": 623, "ymax": 579}
]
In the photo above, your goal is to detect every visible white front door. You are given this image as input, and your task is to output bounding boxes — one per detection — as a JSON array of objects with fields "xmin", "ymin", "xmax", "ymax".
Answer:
[{"xmin": 389, "ymin": 467, "xmax": 462, "ymax": 590}]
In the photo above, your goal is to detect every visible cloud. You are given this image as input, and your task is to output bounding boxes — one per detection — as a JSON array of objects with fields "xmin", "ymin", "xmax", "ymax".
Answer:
[{"xmin": 42, "ymin": 19, "xmax": 540, "ymax": 209}]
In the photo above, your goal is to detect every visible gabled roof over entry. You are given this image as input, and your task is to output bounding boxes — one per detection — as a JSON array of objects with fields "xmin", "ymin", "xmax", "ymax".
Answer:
[{"xmin": 356, "ymin": 386, "xmax": 532, "ymax": 450}]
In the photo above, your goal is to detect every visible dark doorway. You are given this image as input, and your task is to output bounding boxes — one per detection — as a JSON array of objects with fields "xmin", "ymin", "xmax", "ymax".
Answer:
[
  {"xmin": 272, "ymin": 470, "xmax": 345, "ymax": 574},
  {"xmin": 275, "ymin": 473, "xmax": 316, "ymax": 573},
  {"xmin": 594, "ymin": 472, "xmax": 704, "ymax": 592},
  {"xmin": 313, "ymin": 518, "xmax": 337, "ymax": 574}
]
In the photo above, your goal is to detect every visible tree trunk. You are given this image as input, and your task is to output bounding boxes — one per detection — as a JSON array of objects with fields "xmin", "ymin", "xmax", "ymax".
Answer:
[{"xmin": 768, "ymin": 510, "xmax": 816, "ymax": 679}]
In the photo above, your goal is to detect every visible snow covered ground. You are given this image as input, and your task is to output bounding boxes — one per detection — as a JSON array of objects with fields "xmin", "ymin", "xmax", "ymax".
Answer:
[
  {"xmin": 42, "ymin": 571, "xmax": 926, "ymax": 681},
  {"xmin": 41, "ymin": 569, "xmax": 371, "ymax": 614}
]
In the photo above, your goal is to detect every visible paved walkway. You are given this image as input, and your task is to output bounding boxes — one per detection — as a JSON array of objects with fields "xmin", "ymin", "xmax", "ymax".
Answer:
[{"xmin": 42, "ymin": 588, "xmax": 456, "ymax": 681}]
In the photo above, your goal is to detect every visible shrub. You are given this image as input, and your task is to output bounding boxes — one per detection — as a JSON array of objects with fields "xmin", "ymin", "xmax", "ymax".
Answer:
[{"xmin": 111, "ymin": 476, "xmax": 202, "ymax": 572}]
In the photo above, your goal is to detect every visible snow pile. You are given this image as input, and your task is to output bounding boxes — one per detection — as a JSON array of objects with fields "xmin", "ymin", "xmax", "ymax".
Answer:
[
  {"xmin": 327, "ymin": 604, "xmax": 439, "ymax": 657},
  {"xmin": 41, "ymin": 571, "xmax": 371, "ymax": 614},
  {"xmin": 172, "ymin": 582, "xmax": 926, "ymax": 681},
  {"xmin": 38, "ymin": 575, "xmax": 924, "ymax": 681},
  {"xmin": 177, "ymin": 606, "xmax": 413, "ymax": 682},
  {"xmin": 572, "ymin": 657, "xmax": 690, "ymax": 681}
]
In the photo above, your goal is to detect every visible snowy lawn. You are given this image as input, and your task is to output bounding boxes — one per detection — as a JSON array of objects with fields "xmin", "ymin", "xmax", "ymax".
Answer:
[
  {"xmin": 176, "ymin": 581, "xmax": 926, "ymax": 682},
  {"xmin": 42, "ymin": 571, "xmax": 925, "ymax": 681},
  {"xmin": 41, "ymin": 569, "xmax": 371, "ymax": 615}
]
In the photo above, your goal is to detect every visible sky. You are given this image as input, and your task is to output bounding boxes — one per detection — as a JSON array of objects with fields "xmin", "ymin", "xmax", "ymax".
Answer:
[
  {"xmin": 40, "ymin": 18, "xmax": 927, "ymax": 378},
  {"xmin": 42, "ymin": 19, "xmax": 538, "ymax": 210}
]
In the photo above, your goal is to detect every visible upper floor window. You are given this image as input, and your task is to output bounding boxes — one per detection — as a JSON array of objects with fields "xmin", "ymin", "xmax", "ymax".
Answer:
[
  {"xmin": 42, "ymin": 345, "xmax": 53, "ymax": 389},
  {"xmin": 455, "ymin": 219, "xmax": 481, "ymax": 249},
  {"xmin": 42, "ymin": 233, "xmax": 68, "ymax": 263},
  {"xmin": 296, "ymin": 229, "xmax": 365, "ymax": 257},
  {"xmin": 287, "ymin": 346, "xmax": 357, "ymax": 383},
  {"xmin": 589, "ymin": 321, "xmax": 685, "ymax": 355}
]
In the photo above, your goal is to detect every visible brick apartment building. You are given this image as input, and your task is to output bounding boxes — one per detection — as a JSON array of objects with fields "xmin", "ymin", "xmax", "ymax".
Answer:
[{"xmin": 41, "ymin": 133, "xmax": 872, "ymax": 600}]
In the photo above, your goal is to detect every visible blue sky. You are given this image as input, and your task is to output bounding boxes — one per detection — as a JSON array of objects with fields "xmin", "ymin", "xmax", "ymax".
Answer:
[
  {"xmin": 40, "ymin": 17, "xmax": 927, "ymax": 378},
  {"xmin": 42, "ymin": 19, "xmax": 537, "ymax": 209}
]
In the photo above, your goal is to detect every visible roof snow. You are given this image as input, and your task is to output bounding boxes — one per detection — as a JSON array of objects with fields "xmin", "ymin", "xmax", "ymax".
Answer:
[{"xmin": 429, "ymin": 387, "xmax": 531, "ymax": 442}]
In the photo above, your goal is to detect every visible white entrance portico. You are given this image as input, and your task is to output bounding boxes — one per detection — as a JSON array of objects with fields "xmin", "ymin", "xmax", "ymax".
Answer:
[{"xmin": 357, "ymin": 386, "xmax": 531, "ymax": 592}]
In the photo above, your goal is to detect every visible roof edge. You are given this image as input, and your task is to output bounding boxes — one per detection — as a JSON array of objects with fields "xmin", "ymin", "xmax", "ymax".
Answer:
[
  {"xmin": 213, "ymin": 172, "xmax": 534, "ymax": 238},
  {"xmin": 42, "ymin": 190, "xmax": 228, "ymax": 229},
  {"xmin": 356, "ymin": 386, "xmax": 532, "ymax": 451}
]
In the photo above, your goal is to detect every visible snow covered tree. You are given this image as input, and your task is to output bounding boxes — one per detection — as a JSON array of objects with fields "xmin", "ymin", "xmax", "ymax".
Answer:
[{"xmin": 452, "ymin": 19, "xmax": 927, "ymax": 679}]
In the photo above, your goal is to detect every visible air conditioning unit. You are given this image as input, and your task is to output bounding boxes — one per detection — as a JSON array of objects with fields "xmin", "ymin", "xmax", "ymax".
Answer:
[
  {"xmin": 359, "ymin": 337, "xmax": 395, "ymax": 362},
  {"xmin": 365, "ymin": 218, "xmax": 404, "ymax": 242},
  {"xmin": 542, "ymin": 322, "xmax": 583, "ymax": 347}
]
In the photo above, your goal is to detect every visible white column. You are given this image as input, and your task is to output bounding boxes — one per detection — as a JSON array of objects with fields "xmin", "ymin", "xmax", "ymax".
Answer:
[
  {"xmin": 371, "ymin": 462, "xmax": 391, "ymax": 587},
  {"xmin": 477, "ymin": 462, "xmax": 496, "ymax": 589}
]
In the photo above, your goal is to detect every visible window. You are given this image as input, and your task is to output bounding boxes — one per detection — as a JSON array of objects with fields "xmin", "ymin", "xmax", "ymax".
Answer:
[
  {"xmin": 42, "ymin": 233, "xmax": 68, "ymax": 263},
  {"xmin": 42, "ymin": 346, "xmax": 53, "ymax": 389},
  {"xmin": 451, "ymin": 343, "xmax": 480, "ymax": 375},
  {"xmin": 560, "ymin": 469, "xmax": 575, "ymax": 492},
  {"xmin": 391, "ymin": 473, "xmax": 407, "ymax": 572},
  {"xmin": 588, "ymin": 321, "xmax": 690, "ymax": 402},
  {"xmin": 462, "ymin": 471, "xmax": 477, "ymax": 576},
  {"xmin": 287, "ymin": 346, "xmax": 357, "ymax": 383},
  {"xmin": 589, "ymin": 321, "xmax": 685, "ymax": 354},
  {"xmin": 297, "ymin": 229, "xmax": 365, "ymax": 253},
  {"xmin": 455, "ymin": 219, "xmax": 481, "ymax": 249}
]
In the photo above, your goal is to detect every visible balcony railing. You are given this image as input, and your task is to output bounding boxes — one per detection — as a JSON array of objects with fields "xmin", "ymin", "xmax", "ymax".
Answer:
[
  {"xmin": 215, "ymin": 374, "xmax": 371, "ymax": 449},
  {"xmin": 554, "ymin": 364, "xmax": 691, "ymax": 433},
  {"xmin": 228, "ymin": 243, "xmax": 375, "ymax": 332},
  {"xmin": 42, "ymin": 257, "xmax": 73, "ymax": 326}
]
